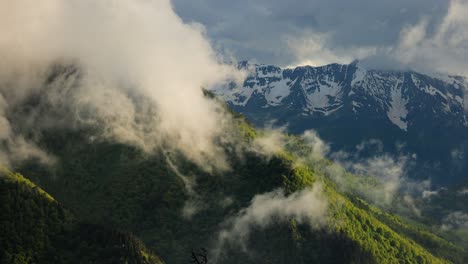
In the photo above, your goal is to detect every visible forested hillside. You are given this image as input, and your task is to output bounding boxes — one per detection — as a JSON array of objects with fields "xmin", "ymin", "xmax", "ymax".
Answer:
[
  {"xmin": 8, "ymin": 111, "xmax": 466, "ymax": 263},
  {"xmin": 0, "ymin": 168, "xmax": 162, "ymax": 264},
  {"xmin": 2, "ymin": 1, "xmax": 467, "ymax": 263}
]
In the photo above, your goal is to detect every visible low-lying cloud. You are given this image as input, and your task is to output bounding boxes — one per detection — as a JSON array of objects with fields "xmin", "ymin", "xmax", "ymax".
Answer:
[
  {"xmin": 302, "ymin": 138, "xmax": 434, "ymax": 215},
  {"xmin": 442, "ymin": 211, "xmax": 468, "ymax": 231},
  {"xmin": 325, "ymin": 153, "xmax": 408, "ymax": 207},
  {"xmin": 0, "ymin": 0, "xmax": 245, "ymax": 170},
  {"xmin": 212, "ymin": 184, "xmax": 327, "ymax": 262},
  {"xmin": 252, "ymin": 128, "xmax": 329, "ymax": 161},
  {"xmin": 250, "ymin": 129, "xmax": 430, "ymax": 213},
  {"xmin": 0, "ymin": 93, "xmax": 55, "ymax": 167}
]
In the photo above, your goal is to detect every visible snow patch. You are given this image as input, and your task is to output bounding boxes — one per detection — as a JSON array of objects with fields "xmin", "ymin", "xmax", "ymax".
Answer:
[
  {"xmin": 352, "ymin": 101, "xmax": 361, "ymax": 108},
  {"xmin": 423, "ymin": 85, "xmax": 447, "ymax": 100},
  {"xmin": 213, "ymin": 67, "xmax": 297, "ymax": 107},
  {"xmin": 302, "ymin": 76, "xmax": 342, "ymax": 109},
  {"xmin": 387, "ymin": 80, "xmax": 409, "ymax": 131},
  {"xmin": 351, "ymin": 67, "xmax": 367, "ymax": 87},
  {"xmin": 309, "ymin": 104, "xmax": 344, "ymax": 116},
  {"xmin": 264, "ymin": 77, "xmax": 296, "ymax": 106},
  {"xmin": 430, "ymin": 73, "xmax": 463, "ymax": 89},
  {"xmin": 412, "ymin": 74, "xmax": 450, "ymax": 101},
  {"xmin": 446, "ymin": 93, "xmax": 464, "ymax": 106}
]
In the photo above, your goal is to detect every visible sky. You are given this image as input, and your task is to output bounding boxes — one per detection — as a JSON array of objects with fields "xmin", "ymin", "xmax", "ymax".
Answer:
[{"xmin": 172, "ymin": 0, "xmax": 468, "ymax": 75}]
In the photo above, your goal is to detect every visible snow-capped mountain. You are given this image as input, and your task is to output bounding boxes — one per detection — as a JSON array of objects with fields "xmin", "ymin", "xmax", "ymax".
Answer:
[
  {"xmin": 213, "ymin": 61, "xmax": 468, "ymax": 185},
  {"xmin": 214, "ymin": 61, "xmax": 467, "ymax": 132}
]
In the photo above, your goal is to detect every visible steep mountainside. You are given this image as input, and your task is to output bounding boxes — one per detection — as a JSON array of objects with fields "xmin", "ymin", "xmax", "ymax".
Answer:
[
  {"xmin": 213, "ymin": 61, "xmax": 468, "ymax": 184},
  {"xmin": 0, "ymin": 168, "xmax": 162, "ymax": 264},
  {"xmin": 1, "ymin": 67, "xmax": 466, "ymax": 263},
  {"xmin": 12, "ymin": 116, "xmax": 466, "ymax": 263}
]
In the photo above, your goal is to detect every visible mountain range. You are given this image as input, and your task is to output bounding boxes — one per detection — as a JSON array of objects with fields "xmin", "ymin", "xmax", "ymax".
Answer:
[
  {"xmin": 1, "ymin": 65, "xmax": 467, "ymax": 263},
  {"xmin": 213, "ymin": 61, "xmax": 468, "ymax": 185}
]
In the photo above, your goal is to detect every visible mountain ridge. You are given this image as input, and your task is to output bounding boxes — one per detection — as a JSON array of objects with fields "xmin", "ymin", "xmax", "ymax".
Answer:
[
  {"xmin": 0, "ymin": 167, "xmax": 163, "ymax": 264},
  {"xmin": 1, "ymin": 64, "xmax": 466, "ymax": 263},
  {"xmin": 215, "ymin": 60, "xmax": 467, "ymax": 131},
  {"xmin": 213, "ymin": 61, "xmax": 468, "ymax": 185}
]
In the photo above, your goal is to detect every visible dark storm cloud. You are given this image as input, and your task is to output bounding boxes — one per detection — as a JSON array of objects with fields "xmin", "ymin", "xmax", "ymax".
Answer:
[{"xmin": 172, "ymin": 0, "xmax": 468, "ymax": 75}]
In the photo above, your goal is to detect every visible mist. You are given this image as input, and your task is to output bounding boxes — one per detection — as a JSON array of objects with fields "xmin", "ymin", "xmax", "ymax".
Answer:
[
  {"xmin": 252, "ymin": 128, "xmax": 435, "ymax": 215},
  {"xmin": 442, "ymin": 211, "xmax": 468, "ymax": 231},
  {"xmin": 212, "ymin": 184, "xmax": 327, "ymax": 262},
  {"xmin": 0, "ymin": 0, "xmax": 244, "ymax": 170},
  {"xmin": 0, "ymin": 92, "xmax": 55, "ymax": 167}
]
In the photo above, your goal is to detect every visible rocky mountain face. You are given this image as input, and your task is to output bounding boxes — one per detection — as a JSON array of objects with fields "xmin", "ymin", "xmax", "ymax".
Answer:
[{"xmin": 213, "ymin": 61, "xmax": 468, "ymax": 185}]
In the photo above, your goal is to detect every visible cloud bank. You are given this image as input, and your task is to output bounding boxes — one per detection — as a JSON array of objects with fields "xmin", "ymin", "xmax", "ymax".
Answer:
[
  {"xmin": 0, "ymin": 0, "xmax": 244, "ymax": 169},
  {"xmin": 173, "ymin": 0, "xmax": 467, "ymax": 75}
]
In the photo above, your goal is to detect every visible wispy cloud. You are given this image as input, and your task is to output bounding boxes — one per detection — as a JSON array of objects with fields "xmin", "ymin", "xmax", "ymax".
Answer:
[
  {"xmin": 442, "ymin": 211, "xmax": 468, "ymax": 231},
  {"xmin": 212, "ymin": 184, "xmax": 327, "ymax": 262},
  {"xmin": 174, "ymin": 0, "xmax": 467, "ymax": 76}
]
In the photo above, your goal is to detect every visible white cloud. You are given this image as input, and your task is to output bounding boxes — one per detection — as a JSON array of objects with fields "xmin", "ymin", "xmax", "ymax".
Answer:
[
  {"xmin": 0, "ymin": 93, "xmax": 55, "ymax": 167},
  {"xmin": 457, "ymin": 188, "xmax": 468, "ymax": 196},
  {"xmin": 442, "ymin": 211, "xmax": 468, "ymax": 230},
  {"xmin": 287, "ymin": 0, "xmax": 468, "ymax": 76},
  {"xmin": 0, "ymin": 0, "xmax": 245, "ymax": 170},
  {"xmin": 393, "ymin": 0, "xmax": 468, "ymax": 76},
  {"xmin": 286, "ymin": 31, "xmax": 376, "ymax": 67},
  {"xmin": 252, "ymin": 129, "xmax": 329, "ymax": 162},
  {"xmin": 252, "ymin": 128, "xmax": 288, "ymax": 157},
  {"xmin": 398, "ymin": 18, "xmax": 429, "ymax": 50},
  {"xmin": 302, "ymin": 130, "xmax": 330, "ymax": 159},
  {"xmin": 327, "ymin": 140, "xmax": 432, "ymax": 214},
  {"xmin": 212, "ymin": 184, "xmax": 327, "ymax": 261},
  {"xmin": 174, "ymin": 0, "xmax": 448, "ymax": 67},
  {"xmin": 174, "ymin": 0, "xmax": 467, "ymax": 76},
  {"xmin": 346, "ymin": 155, "xmax": 406, "ymax": 206}
]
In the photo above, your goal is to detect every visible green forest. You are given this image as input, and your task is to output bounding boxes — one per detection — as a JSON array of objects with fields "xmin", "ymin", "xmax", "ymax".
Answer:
[
  {"xmin": 1, "ymin": 111, "xmax": 466, "ymax": 263},
  {"xmin": 2, "ymin": 1, "xmax": 468, "ymax": 263}
]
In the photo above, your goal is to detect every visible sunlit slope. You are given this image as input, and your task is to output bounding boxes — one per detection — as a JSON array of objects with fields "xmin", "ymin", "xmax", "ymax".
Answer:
[{"xmin": 15, "ymin": 113, "xmax": 465, "ymax": 263}]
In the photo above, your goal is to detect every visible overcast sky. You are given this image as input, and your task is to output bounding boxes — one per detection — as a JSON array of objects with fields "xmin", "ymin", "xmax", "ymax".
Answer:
[{"xmin": 172, "ymin": 0, "xmax": 468, "ymax": 75}]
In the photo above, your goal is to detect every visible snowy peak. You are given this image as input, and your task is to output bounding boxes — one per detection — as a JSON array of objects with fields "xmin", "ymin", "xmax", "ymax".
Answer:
[{"xmin": 213, "ymin": 61, "xmax": 467, "ymax": 131}]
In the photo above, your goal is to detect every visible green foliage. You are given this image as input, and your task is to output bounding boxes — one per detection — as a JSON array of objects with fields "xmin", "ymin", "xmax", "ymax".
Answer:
[
  {"xmin": 348, "ymin": 195, "xmax": 467, "ymax": 263},
  {"xmin": 236, "ymin": 119, "xmax": 258, "ymax": 141},
  {"xmin": 419, "ymin": 182, "xmax": 468, "ymax": 250},
  {"xmin": 0, "ymin": 168, "xmax": 162, "ymax": 264},
  {"xmin": 282, "ymin": 163, "xmax": 316, "ymax": 194},
  {"xmin": 1, "ymin": 166, "xmax": 55, "ymax": 202},
  {"xmin": 328, "ymin": 194, "xmax": 448, "ymax": 264},
  {"xmin": 8, "ymin": 112, "xmax": 465, "ymax": 263}
]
